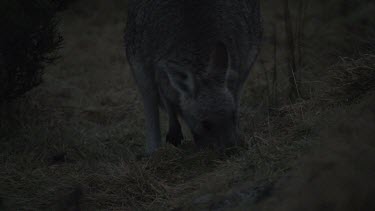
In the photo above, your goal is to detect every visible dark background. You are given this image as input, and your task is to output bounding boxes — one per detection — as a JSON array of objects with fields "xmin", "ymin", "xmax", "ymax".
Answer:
[{"xmin": 1, "ymin": 0, "xmax": 374, "ymax": 210}]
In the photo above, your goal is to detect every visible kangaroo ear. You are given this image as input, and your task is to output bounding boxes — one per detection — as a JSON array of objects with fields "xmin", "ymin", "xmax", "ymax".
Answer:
[
  {"xmin": 207, "ymin": 42, "xmax": 229, "ymax": 84},
  {"xmin": 164, "ymin": 63, "xmax": 196, "ymax": 98}
]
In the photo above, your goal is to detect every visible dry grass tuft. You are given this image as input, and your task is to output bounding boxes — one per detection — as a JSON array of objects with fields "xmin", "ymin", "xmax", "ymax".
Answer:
[
  {"xmin": 82, "ymin": 162, "xmax": 170, "ymax": 210},
  {"xmin": 327, "ymin": 54, "xmax": 375, "ymax": 104},
  {"xmin": 257, "ymin": 93, "xmax": 375, "ymax": 211}
]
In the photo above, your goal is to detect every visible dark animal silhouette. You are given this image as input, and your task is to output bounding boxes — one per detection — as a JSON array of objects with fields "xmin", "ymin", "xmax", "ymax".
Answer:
[{"xmin": 125, "ymin": 0, "xmax": 262, "ymax": 154}]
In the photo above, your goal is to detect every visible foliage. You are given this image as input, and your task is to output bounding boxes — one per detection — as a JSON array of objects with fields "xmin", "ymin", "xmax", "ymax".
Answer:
[{"xmin": 0, "ymin": 0, "xmax": 63, "ymax": 102}]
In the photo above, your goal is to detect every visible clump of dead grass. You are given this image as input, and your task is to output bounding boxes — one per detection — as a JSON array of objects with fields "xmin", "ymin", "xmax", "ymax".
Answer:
[
  {"xmin": 257, "ymin": 93, "xmax": 375, "ymax": 211},
  {"xmin": 327, "ymin": 54, "xmax": 375, "ymax": 104},
  {"xmin": 83, "ymin": 162, "xmax": 170, "ymax": 210},
  {"xmin": 252, "ymin": 50, "xmax": 375, "ymax": 210}
]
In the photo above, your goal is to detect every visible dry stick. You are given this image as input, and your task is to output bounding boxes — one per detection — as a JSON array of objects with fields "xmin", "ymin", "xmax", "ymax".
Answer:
[
  {"xmin": 251, "ymin": 117, "xmax": 265, "ymax": 160},
  {"xmin": 283, "ymin": 0, "xmax": 301, "ymax": 101},
  {"xmin": 270, "ymin": 23, "xmax": 278, "ymax": 138},
  {"xmin": 297, "ymin": 0, "xmax": 303, "ymax": 84},
  {"xmin": 297, "ymin": 0, "xmax": 309, "ymax": 92},
  {"xmin": 291, "ymin": 64, "xmax": 302, "ymax": 100},
  {"xmin": 272, "ymin": 23, "xmax": 278, "ymax": 106},
  {"xmin": 267, "ymin": 109, "xmax": 272, "ymax": 139},
  {"xmin": 260, "ymin": 60, "xmax": 271, "ymax": 108}
]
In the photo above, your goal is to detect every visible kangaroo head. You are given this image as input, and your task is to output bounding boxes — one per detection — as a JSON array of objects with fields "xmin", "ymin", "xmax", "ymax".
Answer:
[{"xmin": 164, "ymin": 42, "xmax": 239, "ymax": 148}]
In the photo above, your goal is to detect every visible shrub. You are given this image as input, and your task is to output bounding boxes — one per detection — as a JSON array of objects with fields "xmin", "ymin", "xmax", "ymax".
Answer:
[{"xmin": 0, "ymin": 0, "xmax": 63, "ymax": 103}]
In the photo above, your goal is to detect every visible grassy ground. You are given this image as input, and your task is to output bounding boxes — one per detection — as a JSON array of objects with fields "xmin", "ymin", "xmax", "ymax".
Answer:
[{"xmin": 1, "ymin": 0, "xmax": 374, "ymax": 210}]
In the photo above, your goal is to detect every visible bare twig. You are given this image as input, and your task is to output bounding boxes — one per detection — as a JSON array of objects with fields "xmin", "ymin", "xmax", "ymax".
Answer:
[
  {"xmin": 272, "ymin": 23, "xmax": 278, "ymax": 106},
  {"xmin": 283, "ymin": 0, "xmax": 301, "ymax": 101},
  {"xmin": 260, "ymin": 60, "xmax": 272, "ymax": 108}
]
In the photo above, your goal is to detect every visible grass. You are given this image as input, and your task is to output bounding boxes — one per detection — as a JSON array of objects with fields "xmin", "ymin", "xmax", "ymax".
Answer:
[
  {"xmin": 256, "ymin": 92, "xmax": 375, "ymax": 211},
  {"xmin": 327, "ymin": 55, "xmax": 375, "ymax": 104},
  {"xmin": 1, "ymin": 0, "xmax": 375, "ymax": 210}
]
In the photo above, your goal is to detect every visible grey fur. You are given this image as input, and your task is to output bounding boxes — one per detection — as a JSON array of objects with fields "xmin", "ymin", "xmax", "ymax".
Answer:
[{"xmin": 125, "ymin": 0, "xmax": 262, "ymax": 154}]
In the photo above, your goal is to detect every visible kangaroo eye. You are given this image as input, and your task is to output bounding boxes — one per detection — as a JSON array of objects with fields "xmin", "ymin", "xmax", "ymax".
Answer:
[{"xmin": 202, "ymin": 121, "xmax": 212, "ymax": 131}]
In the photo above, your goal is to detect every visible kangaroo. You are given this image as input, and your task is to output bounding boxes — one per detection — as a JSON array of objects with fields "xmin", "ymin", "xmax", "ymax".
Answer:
[{"xmin": 125, "ymin": 0, "xmax": 262, "ymax": 154}]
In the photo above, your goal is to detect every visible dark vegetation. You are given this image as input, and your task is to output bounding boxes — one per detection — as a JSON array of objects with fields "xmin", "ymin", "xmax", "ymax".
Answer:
[
  {"xmin": 0, "ymin": 0, "xmax": 374, "ymax": 210},
  {"xmin": 0, "ymin": 0, "xmax": 65, "ymax": 103}
]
